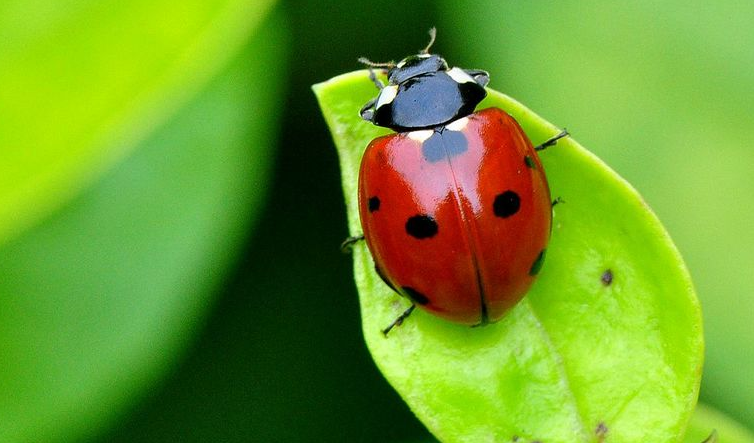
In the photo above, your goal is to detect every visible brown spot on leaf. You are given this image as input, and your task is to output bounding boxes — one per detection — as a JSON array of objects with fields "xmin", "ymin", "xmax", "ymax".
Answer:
[
  {"xmin": 601, "ymin": 269, "xmax": 613, "ymax": 286},
  {"xmin": 596, "ymin": 421, "xmax": 608, "ymax": 442}
]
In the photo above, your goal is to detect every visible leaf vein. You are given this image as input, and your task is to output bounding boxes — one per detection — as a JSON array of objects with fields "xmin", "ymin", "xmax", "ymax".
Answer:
[{"xmin": 524, "ymin": 299, "xmax": 592, "ymax": 442}]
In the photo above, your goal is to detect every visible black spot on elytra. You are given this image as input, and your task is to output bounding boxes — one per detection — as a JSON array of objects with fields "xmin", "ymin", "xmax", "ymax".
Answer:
[
  {"xmin": 601, "ymin": 269, "xmax": 613, "ymax": 286},
  {"xmin": 368, "ymin": 196, "xmax": 380, "ymax": 212},
  {"xmin": 529, "ymin": 249, "xmax": 547, "ymax": 276},
  {"xmin": 421, "ymin": 129, "xmax": 468, "ymax": 162},
  {"xmin": 524, "ymin": 155, "xmax": 537, "ymax": 169},
  {"xmin": 402, "ymin": 286, "xmax": 429, "ymax": 305},
  {"xmin": 493, "ymin": 190, "xmax": 520, "ymax": 218},
  {"xmin": 405, "ymin": 214, "xmax": 438, "ymax": 239}
]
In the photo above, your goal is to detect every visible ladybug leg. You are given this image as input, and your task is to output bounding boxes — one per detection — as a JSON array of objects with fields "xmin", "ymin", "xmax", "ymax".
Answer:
[
  {"xmin": 340, "ymin": 234, "xmax": 365, "ymax": 253},
  {"xmin": 382, "ymin": 304, "xmax": 416, "ymax": 336},
  {"xmin": 535, "ymin": 129, "xmax": 569, "ymax": 151},
  {"xmin": 365, "ymin": 65, "xmax": 385, "ymax": 90},
  {"xmin": 551, "ymin": 196, "xmax": 564, "ymax": 207},
  {"xmin": 357, "ymin": 57, "xmax": 391, "ymax": 90}
]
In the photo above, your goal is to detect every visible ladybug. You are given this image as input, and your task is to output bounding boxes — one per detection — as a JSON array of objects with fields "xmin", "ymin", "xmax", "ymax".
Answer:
[{"xmin": 350, "ymin": 29, "xmax": 567, "ymax": 335}]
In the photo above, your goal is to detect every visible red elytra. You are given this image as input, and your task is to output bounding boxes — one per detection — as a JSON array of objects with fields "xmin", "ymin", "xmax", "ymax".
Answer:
[{"xmin": 358, "ymin": 107, "xmax": 551, "ymax": 326}]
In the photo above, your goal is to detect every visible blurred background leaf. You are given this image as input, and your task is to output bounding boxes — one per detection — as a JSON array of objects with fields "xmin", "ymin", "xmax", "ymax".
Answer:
[
  {"xmin": 0, "ymin": 0, "xmax": 276, "ymax": 246},
  {"xmin": 0, "ymin": 1, "xmax": 286, "ymax": 442},
  {"xmin": 685, "ymin": 403, "xmax": 754, "ymax": 443}
]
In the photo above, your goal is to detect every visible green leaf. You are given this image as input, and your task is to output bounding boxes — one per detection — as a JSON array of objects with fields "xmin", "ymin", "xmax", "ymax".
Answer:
[
  {"xmin": 314, "ymin": 72, "xmax": 703, "ymax": 442},
  {"xmin": 684, "ymin": 404, "xmax": 754, "ymax": 443},
  {"xmin": 0, "ymin": 11, "xmax": 288, "ymax": 443},
  {"xmin": 0, "ymin": 0, "xmax": 276, "ymax": 247}
]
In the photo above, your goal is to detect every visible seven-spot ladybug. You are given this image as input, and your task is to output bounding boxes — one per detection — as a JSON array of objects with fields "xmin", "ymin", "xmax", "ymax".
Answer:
[{"xmin": 349, "ymin": 29, "xmax": 567, "ymax": 335}]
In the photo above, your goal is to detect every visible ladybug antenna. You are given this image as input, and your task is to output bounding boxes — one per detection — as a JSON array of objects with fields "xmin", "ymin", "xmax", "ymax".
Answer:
[
  {"xmin": 357, "ymin": 57, "xmax": 395, "ymax": 69},
  {"xmin": 420, "ymin": 27, "xmax": 437, "ymax": 54},
  {"xmin": 358, "ymin": 57, "xmax": 392, "ymax": 90}
]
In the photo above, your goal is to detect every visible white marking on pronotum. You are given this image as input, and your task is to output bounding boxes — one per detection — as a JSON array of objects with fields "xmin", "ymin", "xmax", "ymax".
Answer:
[
  {"xmin": 445, "ymin": 116, "xmax": 469, "ymax": 131},
  {"xmin": 375, "ymin": 85, "xmax": 398, "ymax": 109},
  {"xmin": 408, "ymin": 129, "xmax": 434, "ymax": 142},
  {"xmin": 446, "ymin": 67, "xmax": 476, "ymax": 84}
]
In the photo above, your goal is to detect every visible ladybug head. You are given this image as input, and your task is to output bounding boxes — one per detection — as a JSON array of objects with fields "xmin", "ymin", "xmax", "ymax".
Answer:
[
  {"xmin": 359, "ymin": 28, "xmax": 490, "ymax": 131},
  {"xmin": 386, "ymin": 28, "xmax": 447, "ymax": 84},
  {"xmin": 387, "ymin": 53, "xmax": 448, "ymax": 85}
]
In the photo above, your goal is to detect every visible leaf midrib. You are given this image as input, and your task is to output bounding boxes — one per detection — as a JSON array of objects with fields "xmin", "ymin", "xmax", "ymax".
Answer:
[{"xmin": 524, "ymin": 298, "xmax": 592, "ymax": 442}]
